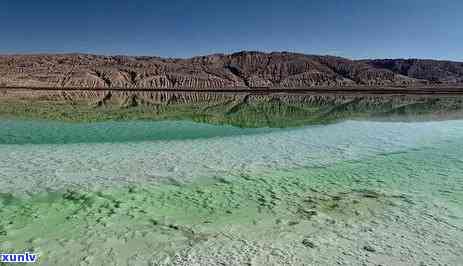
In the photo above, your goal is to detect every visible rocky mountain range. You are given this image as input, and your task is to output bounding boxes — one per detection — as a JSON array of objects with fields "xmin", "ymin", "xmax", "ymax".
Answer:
[{"xmin": 1, "ymin": 51, "xmax": 463, "ymax": 89}]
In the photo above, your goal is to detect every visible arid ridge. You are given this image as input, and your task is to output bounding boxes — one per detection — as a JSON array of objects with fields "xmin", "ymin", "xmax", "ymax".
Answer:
[
  {"xmin": 2, "ymin": 51, "xmax": 463, "ymax": 90},
  {"xmin": 2, "ymin": 86, "xmax": 463, "ymax": 95}
]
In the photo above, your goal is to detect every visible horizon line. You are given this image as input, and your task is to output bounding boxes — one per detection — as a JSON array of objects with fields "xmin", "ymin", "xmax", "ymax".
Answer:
[{"xmin": 0, "ymin": 50, "xmax": 462, "ymax": 63}]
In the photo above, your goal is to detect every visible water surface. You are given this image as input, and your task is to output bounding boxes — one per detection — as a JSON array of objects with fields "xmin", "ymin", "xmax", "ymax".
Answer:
[
  {"xmin": 0, "ymin": 119, "xmax": 278, "ymax": 145},
  {"xmin": 1, "ymin": 119, "xmax": 462, "ymax": 265}
]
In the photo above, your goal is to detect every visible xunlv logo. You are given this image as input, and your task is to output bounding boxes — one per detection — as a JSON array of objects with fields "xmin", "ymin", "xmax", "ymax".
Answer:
[{"xmin": 0, "ymin": 252, "xmax": 38, "ymax": 263}]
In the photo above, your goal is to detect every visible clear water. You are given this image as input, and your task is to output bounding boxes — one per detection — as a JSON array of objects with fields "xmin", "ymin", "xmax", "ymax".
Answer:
[
  {"xmin": 0, "ymin": 119, "xmax": 278, "ymax": 145},
  {"xmin": 0, "ymin": 119, "xmax": 462, "ymax": 265},
  {"xmin": 1, "ymin": 119, "xmax": 462, "ymax": 194}
]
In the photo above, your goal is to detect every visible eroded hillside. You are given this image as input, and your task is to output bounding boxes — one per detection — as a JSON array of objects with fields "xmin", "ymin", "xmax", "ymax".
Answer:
[{"xmin": 1, "ymin": 51, "xmax": 463, "ymax": 89}]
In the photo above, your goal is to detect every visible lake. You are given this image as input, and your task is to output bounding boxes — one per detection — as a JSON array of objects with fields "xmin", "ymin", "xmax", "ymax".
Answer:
[{"xmin": 0, "ymin": 119, "xmax": 462, "ymax": 265}]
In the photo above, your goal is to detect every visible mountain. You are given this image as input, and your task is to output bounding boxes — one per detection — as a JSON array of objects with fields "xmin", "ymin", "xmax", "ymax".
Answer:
[{"xmin": 1, "ymin": 51, "xmax": 462, "ymax": 89}]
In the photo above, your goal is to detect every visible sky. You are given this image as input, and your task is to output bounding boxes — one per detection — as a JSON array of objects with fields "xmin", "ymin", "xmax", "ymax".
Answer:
[{"xmin": 0, "ymin": 0, "xmax": 462, "ymax": 60}]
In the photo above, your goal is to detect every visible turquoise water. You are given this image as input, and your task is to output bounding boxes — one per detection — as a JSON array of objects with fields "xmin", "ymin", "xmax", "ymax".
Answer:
[
  {"xmin": 0, "ymin": 119, "xmax": 279, "ymax": 145},
  {"xmin": 0, "ymin": 119, "xmax": 462, "ymax": 265},
  {"xmin": 2, "ymin": 119, "xmax": 463, "ymax": 194}
]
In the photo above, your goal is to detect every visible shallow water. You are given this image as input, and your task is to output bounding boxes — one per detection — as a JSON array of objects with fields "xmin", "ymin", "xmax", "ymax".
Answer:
[
  {"xmin": 0, "ymin": 119, "xmax": 279, "ymax": 145},
  {"xmin": 1, "ymin": 119, "xmax": 462, "ymax": 194},
  {"xmin": 1, "ymin": 119, "xmax": 462, "ymax": 265}
]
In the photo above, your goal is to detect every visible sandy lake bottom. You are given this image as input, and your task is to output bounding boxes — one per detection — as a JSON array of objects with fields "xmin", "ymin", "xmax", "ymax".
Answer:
[{"xmin": 0, "ymin": 119, "xmax": 462, "ymax": 265}]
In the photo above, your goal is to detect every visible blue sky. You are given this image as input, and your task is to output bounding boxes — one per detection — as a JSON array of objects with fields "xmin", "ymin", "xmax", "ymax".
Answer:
[{"xmin": 1, "ymin": 0, "xmax": 461, "ymax": 60}]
